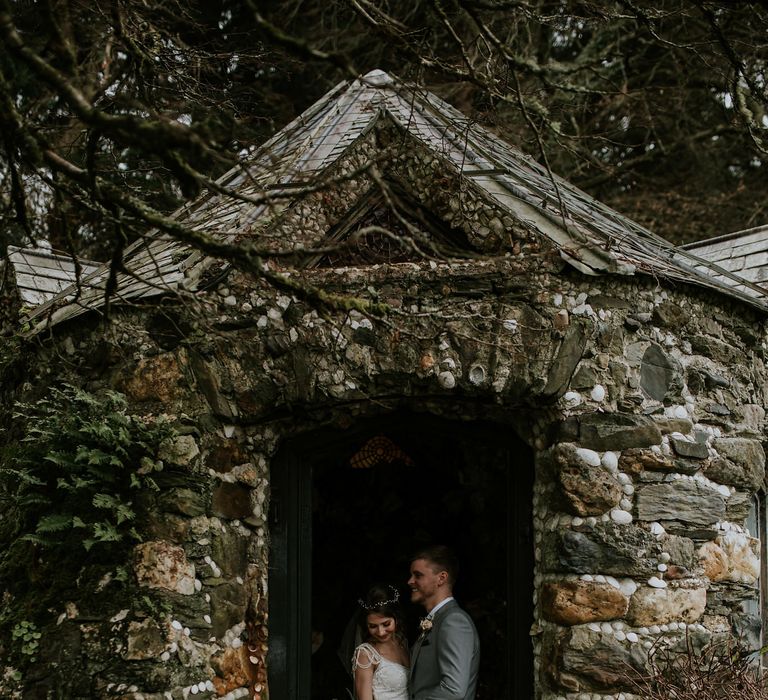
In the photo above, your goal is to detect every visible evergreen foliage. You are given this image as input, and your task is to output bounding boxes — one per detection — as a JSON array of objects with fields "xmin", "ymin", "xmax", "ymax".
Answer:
[
  {"xmin": 0, "ymin": 385, "xmax": 172, "ymax": 554},
  {"xmin": 0, "ymin": 385, "xmax": 174, "ymax": 684}
]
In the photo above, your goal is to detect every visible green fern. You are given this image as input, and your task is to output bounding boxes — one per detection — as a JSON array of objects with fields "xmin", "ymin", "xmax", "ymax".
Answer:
[
  {"xmin": 0, "ymin": 384, "xmax": 175, "ymax": 556},
  {"xmin": 35, "ymin": 514, "xmax": 75, "ymax": 533}
]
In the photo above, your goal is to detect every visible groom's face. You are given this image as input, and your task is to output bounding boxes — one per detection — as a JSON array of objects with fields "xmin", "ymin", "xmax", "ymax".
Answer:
[{"xmin": 408, "ymin": 558, "xmax": 444, "ymax": 606}]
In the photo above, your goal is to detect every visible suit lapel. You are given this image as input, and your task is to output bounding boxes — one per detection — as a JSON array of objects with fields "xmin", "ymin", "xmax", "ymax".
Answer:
[
  {"xmin": 410, "ymin": 637, "xmax": 421, "ymax": 679},
  {"xmin": 410, "ymin": 621, "xmax": 429, "ymax": 679},
  {"xmin": 410, "ymin": 601, "xmax": 457, "ymax": 680}
]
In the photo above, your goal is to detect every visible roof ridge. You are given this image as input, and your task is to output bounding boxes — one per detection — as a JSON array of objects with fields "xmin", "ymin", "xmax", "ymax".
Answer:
[
  {"xmin": 21, "ymin": 69, "xmax": 768, "ymax": 331},
  {"xmin": 679, "ymin": 223, "xmax": 768, "ymax": 250}
]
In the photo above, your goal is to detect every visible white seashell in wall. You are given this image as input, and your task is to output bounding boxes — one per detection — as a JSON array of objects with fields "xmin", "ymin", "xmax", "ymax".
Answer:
[{"xmin": 610, "ymin": 509, "xmax": 633, "ymax": 524}]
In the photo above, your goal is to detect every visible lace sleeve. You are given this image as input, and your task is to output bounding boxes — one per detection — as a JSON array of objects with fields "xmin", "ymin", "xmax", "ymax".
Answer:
[{"xmin": 352, "ymin": 643, "xmax": 381, "ymax": 671}]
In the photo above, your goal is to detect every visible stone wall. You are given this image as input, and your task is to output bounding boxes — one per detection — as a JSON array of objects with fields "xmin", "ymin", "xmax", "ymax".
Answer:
[
  {"xmin": 530, "ymin": 280, "xmax": 767, "ymax": 699},
  {"xmin": 1, "ymin": 156, "xmax": 766, "ymax": 698}
]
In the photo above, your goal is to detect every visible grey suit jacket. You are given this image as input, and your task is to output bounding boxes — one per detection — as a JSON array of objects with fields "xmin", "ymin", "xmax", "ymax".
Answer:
[{"xmin": 409, "ymin": 599, "xmax": 479, "ymax": 700}]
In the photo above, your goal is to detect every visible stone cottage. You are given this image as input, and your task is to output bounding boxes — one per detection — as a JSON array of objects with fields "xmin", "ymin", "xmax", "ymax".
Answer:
[{"xmin": 0, "ymin": 70, "xmax": 766, "ymax": 699}]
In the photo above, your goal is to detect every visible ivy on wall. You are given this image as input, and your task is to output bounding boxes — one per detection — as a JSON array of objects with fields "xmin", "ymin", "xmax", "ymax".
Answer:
[
  {"xmin": 1, "ymin": 385, "xmax": 172, "ymax": 551},
  {"xmin": 0, "ymin": 384, "xmax": 174, "ymax": 675}
]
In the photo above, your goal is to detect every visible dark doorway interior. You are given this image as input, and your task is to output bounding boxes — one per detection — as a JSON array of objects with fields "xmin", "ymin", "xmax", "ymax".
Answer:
[{"xmin": 268, "ymin": 413, "xmax": 534, "ymax": 699}]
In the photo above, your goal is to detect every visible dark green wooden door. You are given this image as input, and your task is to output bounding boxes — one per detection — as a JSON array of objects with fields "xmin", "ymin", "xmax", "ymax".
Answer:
[
  {"xmin": 268, "ymin": 448, "xmax": 312, "ymax": 699},
  {"xmin": 267, "ymin": 415, "xmax": 534, "ymax": 699}
]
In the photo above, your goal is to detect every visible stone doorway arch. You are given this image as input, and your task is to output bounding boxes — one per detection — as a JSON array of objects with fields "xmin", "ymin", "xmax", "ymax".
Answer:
[{"xmin": 267, "ymin": 410, "xmax": 536, "ymax": 699}]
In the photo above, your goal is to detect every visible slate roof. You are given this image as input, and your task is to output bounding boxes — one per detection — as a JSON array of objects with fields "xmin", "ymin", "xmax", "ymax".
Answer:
[
  {"xmin": 677, "ymin": 226, "xmax": 768, "ymax": 301},
  {"xmin": 5, "ymin": 246, "xmax": 101, "ymax": 307},
  {"xmin": 21, "ymin": 69, "xmax": 768, "ymax": 331}
]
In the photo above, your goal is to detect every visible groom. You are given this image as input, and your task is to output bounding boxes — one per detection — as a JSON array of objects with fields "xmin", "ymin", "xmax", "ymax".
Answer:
[{"xmin": 408, "ymin": 545, "xmax": 480, "ymax": 699}]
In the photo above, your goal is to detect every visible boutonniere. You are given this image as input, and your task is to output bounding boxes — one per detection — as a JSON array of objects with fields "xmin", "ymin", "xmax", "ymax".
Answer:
[{"xmin": 417, "ymin": 617, "xmax": 433, "ymax": 642}]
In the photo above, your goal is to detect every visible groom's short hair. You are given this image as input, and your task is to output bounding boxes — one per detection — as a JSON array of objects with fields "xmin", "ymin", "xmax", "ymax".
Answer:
[{"xmin": 411, "ymin": 545, "xmax": 459, "ymax": 586}]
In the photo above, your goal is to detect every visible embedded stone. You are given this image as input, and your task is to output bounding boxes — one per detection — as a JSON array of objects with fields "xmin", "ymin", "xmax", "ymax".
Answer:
[
  {"xmin": 618, "ymin": 448, "xmax": 673, "ymax": 475},
  {"xmin": 686, "ymin": 366, "xmax": 705, "ymax": 394},
  {"xmin": 664, "ymin": 565, "xmax": 690, "ymax": 579},
  {"xmin": 570, "ymin": 364, "xmax": 597, "ymax": 390},
  {"xmin": 159, "ymin": 487, "xmax": 208, "ymax": 517},
  {"xmin": 732, "ymin": 612, "xmax": 762, "ymax": 652},
  {"xmin": 625, "ymin": 341, "xmax": 649, "ymax": 365},
  {"xmin": 209, "ymin": 581, "xmax": 249, "ymax": 638},
  {"xmin": 211, "ymin": 529, "xmax": 249, "ymax": 578},
  {"xmin": 124, "ymin": 618, "xmax": 171, "ymax": 660},
  {"xmin": 636, "ymin": 481, "xmax": 725, "ymax": 526},
  {"xmin": 212, "ymin": 646, "xmax": 251, "ymax": 696},
  {"xmin": 665, "ymin": 524, "xmax": 720, "ymax": 540},
  {"xmin": 235, "ymin": 381, "xmax": 279, "ymax": 415},
  {"xmin": 733, "ymin": 404, "xmax": 765, "ymax": 433},
  {"xmin": 188, "ymin": 351, "xmax": 234, "ymax": 417},
  {"xmin": 701, "ymin": 614, "xmax": 730, "ymax": 633},
  {"xmin": 212, "ymin": 483, "xmax": 253, "ymax": 520},
  {"xmin": 690, "ymin": 335, "xmax": 746, "ymax": 365},
  {"xmin": 698, "ymin": 541, "xmax": 728, "ymax": 581},
  {"xmin": 725, "ymin": 490, "xmax": 752, "ymax": 522},
  {"xmin": 145, "ymin": 512, "xmax": 190, "ymax": 542},
  {"xmin": 230, "ymin": 462, "xmax": 261, "ymax": 487},
  {"xmin": 554, "ymin": 626, "xmax": 648, "ymax": 691},
  {"xmin": 541, "ymin": 581, "xmax": 628, "ymax": 625},
  {"xmin": 627, "ymin": 313, "xmax": 651, "ymax": 327},
  {"xmin": 555, "ymin": 522, "xmax": 662, "ymax": 576},
  {"xmin": 158, "ymin": 435, "xmax": 200, "ymax": 466},
  {"xmin": 576, "ymin": 413, "xmax": 662, "ymax": 451},
  {"xmin": 626, "ymin": 586, "xmax": 706, "ymax": 627},
  {"xmin": 706, "ymin": 403, "xmax": 731, "ymax": 416},
  {"xmin": 640, "ymin": 343, "xmax": 682, "ymax": 401},
  {"xmin": 553, "ymin": 309, "xmax": 570, "ymax": 330},
  {"xmin": 661, "ymin": 535, "xmax": 696, "ymax": 570},
  {"xmin": 121, "ymin": 352, "xmax": 185, "ymax": 404},
  {"xmin": 707, "ymin": 438, "xmax": 765, "ymax": 491},
  {"xmin": 716, "ymin": 531, "xmax": 760, "ymax": 584},
  {"xmin": 134, "ymin": 540, "xmax": 196, "ymax": 595},
  {"xmin": 589, "ymin": 295, "xmax": 633, "ymax": 310},
  {"xmin": 673, "ymin": 458, "xmax": 707, "ymax": 476},
  {"xmin": 669, "ymin": 437, "xmax": 709, "ymax": 460},
  {"xmin": 652, "ymin": 301, "xmax": 687, "ymax": 329},
  {"xmin": 563, "ymin": 391, "xmax": 582, "ymax": 408},
  {"xmin": 542, "ymin": 322, "xmax": 588, "ymax": 398},
  {"xmin": 654, "ymin": 417, "xmax": 694, "ymax": 435},
  {"xmin": 702, "ymin": 368, "xmax": 730, "ymax": 387},
  {"xmin": 552, "ymin": 444, "xmax": 623, "ymax": 516},
  {"xmin": 207, "ymin": 438, "xmax": 250, "ymax": 473},
  {"xmin": 704, "ymin": 458, "xmax": 749, "ymax": 492}
]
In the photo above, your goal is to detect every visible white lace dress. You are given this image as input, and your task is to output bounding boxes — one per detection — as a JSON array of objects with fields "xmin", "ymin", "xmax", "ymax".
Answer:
[{"xmin": 352, "ymin": 642, "xmax": 409, "ymax": 700}]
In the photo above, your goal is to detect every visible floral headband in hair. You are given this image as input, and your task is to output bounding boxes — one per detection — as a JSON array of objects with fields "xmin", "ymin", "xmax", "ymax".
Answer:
[{"xmin": 358, "ymin": 585, "xmax": 400, "ymax": 610}]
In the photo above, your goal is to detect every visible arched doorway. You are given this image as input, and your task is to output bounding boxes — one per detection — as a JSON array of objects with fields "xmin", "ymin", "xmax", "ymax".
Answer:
[{"xmin": 268, "ymin": 412, "xmax": 534, "ymax": 698}]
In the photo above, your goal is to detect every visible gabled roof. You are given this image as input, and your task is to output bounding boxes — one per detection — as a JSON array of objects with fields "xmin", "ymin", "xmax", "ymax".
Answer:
[
  {"xmin": 677, "ymin": 225, "xmax": 768, "ymax": 302},
  {"xmin": 5, "ymin": 246, "xmax": 101, "ymax": 306},
  {"xmin": 23, "ymin": 69, "xmax": 768, "ymax": 331}
]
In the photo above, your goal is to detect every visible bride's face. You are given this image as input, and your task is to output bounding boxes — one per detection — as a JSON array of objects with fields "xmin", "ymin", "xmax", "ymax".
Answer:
[{"xmin": 366, "ymin": 613, "xmax": 397, "ymax": 643}]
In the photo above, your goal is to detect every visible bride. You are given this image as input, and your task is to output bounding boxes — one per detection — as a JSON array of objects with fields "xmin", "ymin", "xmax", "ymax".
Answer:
[{"xmin": 352, "ymin": 584, "xmax": 410, "ymax": 700}]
